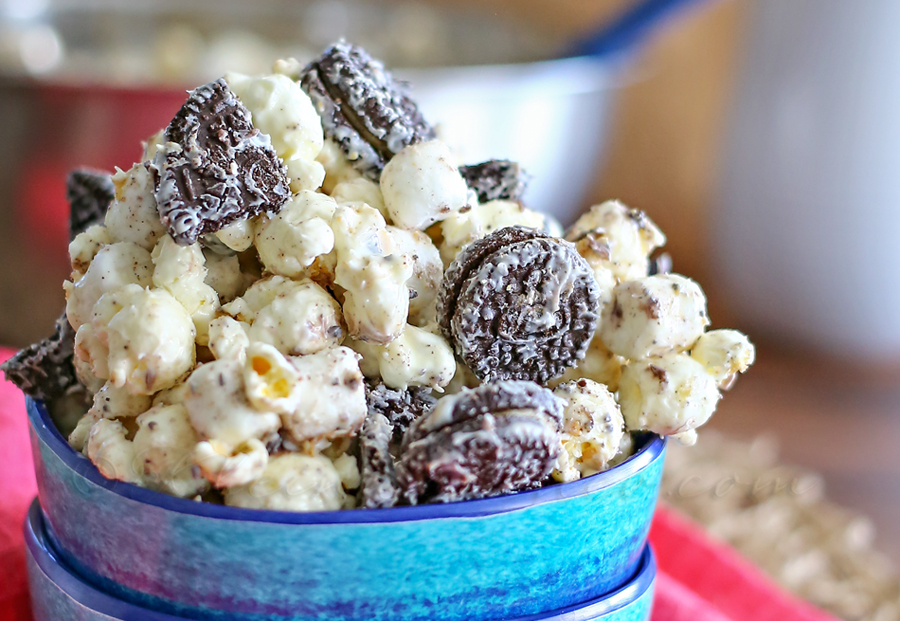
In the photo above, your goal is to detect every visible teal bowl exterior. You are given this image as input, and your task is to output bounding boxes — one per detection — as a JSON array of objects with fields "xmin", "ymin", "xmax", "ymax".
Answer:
[
  {"xmin": 25, "ymin": 500, "xmax": 656, "ymax": 621},
  {"xmin": 28, "ymin": 397, "xmax": 665, "ymax": 621}
]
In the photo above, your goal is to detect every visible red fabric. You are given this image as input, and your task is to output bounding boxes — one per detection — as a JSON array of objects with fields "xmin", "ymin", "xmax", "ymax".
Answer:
[{"xmin": 0, "ymin": 346, "xmax": 838, "ymax": 621}]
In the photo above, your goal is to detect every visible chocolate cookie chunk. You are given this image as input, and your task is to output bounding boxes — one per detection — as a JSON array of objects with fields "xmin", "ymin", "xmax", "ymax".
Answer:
[
  {"xmin": 0, "ymin": 314, "xmax": 81, "ymax": 402},
  {"xmin": 153, "ymin": 78, "xmax": 290, "ymax": 245},
  {"xmin": 459, "ymin": 160, "xmax": 529, "ymax": 203},
  {"xmin": 437, "ymin": 226, "xmax": 600, "ymax": 385},
  {"xmin": 67, "ymin": 168, "xmax": 115, "ymax": 239},
  {"xmin": 359, "ymin": 412, "xmax": 401, "ymax": 508},
  {"xmin": 398, "ymin": 381, "xmax": 563, "ymax": 504},
  {"xmin": 300, "ymin": 42, "xmax": 436, "ymax": 181},
  {"xmin": 365, "ymin": 380, "xmax": 436, "ymax": 444}
]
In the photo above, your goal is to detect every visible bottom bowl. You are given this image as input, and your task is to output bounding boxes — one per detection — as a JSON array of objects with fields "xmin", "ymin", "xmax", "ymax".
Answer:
[{"xmin": 25, "ymin": 499, "xmax": 656, "ymax": 621}]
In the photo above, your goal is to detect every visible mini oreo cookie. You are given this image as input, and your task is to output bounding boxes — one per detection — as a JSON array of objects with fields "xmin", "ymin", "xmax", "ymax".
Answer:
[
  {"xmin": 300, "ymin": 42, "xmax": 436, "ymax": 181},
  {"xmin": 459, "ymin": 160, "xmax": 529, "ymax": 203},
  {"xmin": 397, "ymin": 380, "xmax": 563, "ymax": 504},
  {"xmin": 0, "ymin": 313, "xmax": 81, "ymax": 402},
  {"xmin": 153, "ymin": 78, "xmax": 290, "ymax": 246},
  {"xmin": 437, "ymin": 226, "xmax": 600, "ymax": 385},
  {"xmin": 67, "ymin": 168, "xmax": 115, "ymax": 239},
  {"xmin": 358, "ymin": 412, "xmax": 401, "ymax": 509},
  {"xmin": 365, "ymin": 380, "xmax": 436, "ymax": 444}
]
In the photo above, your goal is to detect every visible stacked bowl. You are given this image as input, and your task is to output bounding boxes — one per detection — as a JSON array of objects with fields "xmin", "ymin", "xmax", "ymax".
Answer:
[{"xmin": 26, "ymin": 397, "xmax": 665, "ymax": 621}]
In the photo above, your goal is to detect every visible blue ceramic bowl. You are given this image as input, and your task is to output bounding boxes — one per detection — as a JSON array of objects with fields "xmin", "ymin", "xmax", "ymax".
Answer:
[
  {"xmin": 25, "ymin": 499, "xmax": 657, "ymax": 621},
  {"xmin": 28, "ymin": 397, "xmax": 665, "ymax": 621}
]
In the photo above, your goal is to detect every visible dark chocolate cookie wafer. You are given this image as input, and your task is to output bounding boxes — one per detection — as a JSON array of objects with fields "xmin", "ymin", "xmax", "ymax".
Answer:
[
  {"xmin": 153, "ymin": 78, "xmax": 290, "ymax": 245},
  {"xmin": 365, "ymin": 380, "xmax": 436, "ymax": 444},
  {"xmin": 300, "ymin": 42, "xmax": 435, "ymax": 181},
  {"xmin": 397, "ymin": 380, "xmax": 563, "ymax": 504},
  {"xmin": 0, "ymin": 313, "xmax": 81, "ymax": 402},
  {"xmin": 437, "ymin": 226, "xmax": 600, "ymax": 384},
  {"xmin": 67, "ymin": 168, "xmax": 115, "ymax": 239},
  {"xmin": 459, "ymin": 160, "xmax": 529, "ymax": 203},
  {"xmin": 359, "ymin": 412, "xmax": 401, "ymax": 508}
]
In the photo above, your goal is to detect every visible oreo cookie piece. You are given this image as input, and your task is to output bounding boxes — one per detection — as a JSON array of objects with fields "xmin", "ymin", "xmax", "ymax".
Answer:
[
  {"xmin": 299, "ymin": 41, "xmax": 436, "ymax": 181},
  {"xmin": 397, "ymin": 381, "xmax": 563, "ymax": 504},
  {"xmin": 67, "ymin": 168, "xmax": 115, "ymax": 239},
  {"xmin": 153, "ymin": 78, "xmax": 290, "ymax": 246},
  {"xmin": 437, "ymin": 226, "xmax": 600, "ymax": 385},
  {"xmin": 365, "ymin": 380, "xmax": 436, "ymax": 444},
  {"xmin": 459, "ymin": 160, "xmax": 529, "ymax": 203},
  {"xmin": 0, "ymin": 313, "xmax": 81, "ymax": 402},
  {"xmin": 358, "ymin": 412, "xmax": 401, "ymax": 509}
]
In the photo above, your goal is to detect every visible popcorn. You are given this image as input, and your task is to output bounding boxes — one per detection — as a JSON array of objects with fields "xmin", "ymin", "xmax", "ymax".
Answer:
[
  {"xmin": 193, "ymin": 438, "xmax": 269, "ymax": 488},
  {"xmin": 212, "ymin": 219, "xmax": 255, "ymax": 253},
  {"xmin": 69, "ymin": 224, "xmax": 111, "ymax": 279},
  {"xmin": 202, "ymin": 250, "xmax": 246, "ymax": 303},
  {"xmin": 244, "ymin": 342, "xmax": 301, "ymax": 414},
  {"xmin": 316, "ymin": 139, "xmax": 361, "ymax": 194},
  {"xmin": 254, "ymin": 190, "xmax": 337, "ymax": 278},
  {"xmin": 331, "ymin": 203, "xmax": 412, "ymax": 344},
  {"xmin": 566, "ymin": 200, "xmax": 666, "ymax": 283},
  {"xmin": 551, "ymin": 379, "xmax": 625, "ymax": 482},
  {"xmin": 223, "ymin": 276, "xmax": 344, "ymax": 356},
  {"xmin": 690, "ymin": 329, "xmax": 756, "ymax": 389},
  {"xmin": 223, "ymin": 453, "xmax": 347, "ymax": 512},
  {"xmin": 183, "ymin": 358, "xmax": 281, "ymax": 448},
  {"xmin": 618, "ymin": 353, "xmax": 721, "ymax": 436},
  {"xmin": 350, "ymin": 324, "xmax": 456, "ymax": 391},
  {"xmin": 380, "ymin": 140, "xmax": 469, "ymax": 230},
  {"xmin": 86, "ymin": 418, "xmax": 142, "ymax": 485},
  {"xmin": 549, "ymin": 337, "xmax": 624, "ymax": 392},
  {"xmin": 225, "ymin": 71, "xmax": 326, "ymax": 193},
  {"xmin": 64, "ymin": 242, "xmax": 153, "ymax": 330},
  {"xmin": 104, "ymin": 163, "xmax": 167, "ymax": 251},
  {"xmin": 88, "ymin": 381, "xmax": 152, "ymax": 420},
  {"xmin": 331, "ymin": 177, "xmax": 387, "ymax": 218},
  {"xmin": 132, "ymin": 404, "xmax": 209, "ymax": 498},
  {"xmin": 599, "ymin": 274, "xmax": 709, "ymax": 361},
  {"xmin": 439, "ymin": 199, "xmax": 552, "ymax": 266},
  {"xmin": 388, "ymin": 227, "xmax": 443, "ymax": 326},
  {"xmin": 208, "ymin": 316, "xmax": 250, "ymax": 363},
  {"xmin": 280, "ymin": 346, "xmax": 366, "ymax": 444}
]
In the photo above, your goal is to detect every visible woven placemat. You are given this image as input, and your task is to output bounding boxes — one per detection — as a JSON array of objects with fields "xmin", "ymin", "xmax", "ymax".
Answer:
[{"xmin": 660, "ymin": 432, "xmax": 900, "ymax": 621}]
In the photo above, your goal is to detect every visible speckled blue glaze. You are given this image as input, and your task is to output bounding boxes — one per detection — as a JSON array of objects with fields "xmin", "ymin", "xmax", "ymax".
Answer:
[
  {"xmin": 25, "ymin": 500, "xmax": 655, "ymax": 621},
  {"xmin": 28, "ymin": 397, "xmax": 665, "ymax": 621}
]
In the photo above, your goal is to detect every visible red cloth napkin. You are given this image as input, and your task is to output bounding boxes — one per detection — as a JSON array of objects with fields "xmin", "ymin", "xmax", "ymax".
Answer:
[{"xmin": 0, "ymin": 346, "xmax": 837, "ymax": 621}]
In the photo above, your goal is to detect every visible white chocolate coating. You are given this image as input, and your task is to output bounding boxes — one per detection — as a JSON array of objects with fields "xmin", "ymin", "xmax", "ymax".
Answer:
[
  {"xmin": 349, "ymin": 324, "xmax": 455, "ymax": 391},
  {"xmin": 280, "ymin": 346, "xmax": 366, "ymax": 443},
  {"xmin": 224, "ymin": 453, "xmax": 346, "ymax": 512},
  {"xmin": 254, "ymin": 190, "xmax": 336, "ymax": 278},
  {"xmin": 550, "ymin": 337, "xmax": 624, "ymax": 393},
  {"xmin": 599, "ymin": 274, "xmax": 709, "ymax": 361},
  {"xmin": 551, "ymin": 379, "xmax": 625, "ymax": 482},
  {"xmin": 244, "ymin": 342, "xmax": 302, "ymax": 415},
  {"xmin": 88, "ymin": 381, "xmax": 152, "ymax": 420},
  {"xmin": 69, "ymin": 225, "xmax": 111, "ymax": 280},
  {"xmin": 212, "ymin": 219, "xmax": 256, "ymax": 253},
  {"xmin": 105, "ymin": 163, "xmax": 167, "ymax": 251},
  {"xmin": 331, "ymin": 204, "xmax": 412, "ymax": 344},
  {"xmin": 202, "ymin": 250, "xmax": 246, "ymax": 303},
  {"xmin": 380, "ymin": 140, "xmax": 468, "ymax": 230},
  {"xmin": 132, "ymin": 404, "xmax": 209, "ymax": 498},
  {"xmin": 226, "ymin": 71, "xmax": 326, "ymax": 193},
  {"xmin": 208, "ymin": 316, "xmax": 250, "ymax": 363},
  {"xmin": 331, "ymin": 177, "xmax": 387, "ymax": 219},
  {"xmin": 618, "ymin": 353, "xmax": 721, "ymax": 436},
  {"xmin": 388, "ymin": 227, "xmax": 442, "ymax": 326},
  {"xmin": 316, "ymin": 138, "xmax": 361, "ymax": 194},
  {"xmin": 86, "ymin": 419, "xmax": 142, "ymax": 485},
  {"xmin": 690, "ymin": 329, "xmax": 756, "ymax": 388},
  {"xmin": 193, "ymin": 438, "xmax": 269, "ymax": 488}
]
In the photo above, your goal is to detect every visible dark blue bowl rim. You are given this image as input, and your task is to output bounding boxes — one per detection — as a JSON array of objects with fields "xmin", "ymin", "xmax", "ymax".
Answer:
[
  {"xmin": 25, "ymin": 498, "xmax": 656, "ymax": 620},
  {"xmin": 29, "ymin": 396, "xmax": 666, "ymax": 524}
]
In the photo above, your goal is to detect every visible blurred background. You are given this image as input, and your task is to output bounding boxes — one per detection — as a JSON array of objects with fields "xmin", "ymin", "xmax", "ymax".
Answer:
[{"xmin": 1, "ymin": 0, "xmax": 899, "ymax": 617}]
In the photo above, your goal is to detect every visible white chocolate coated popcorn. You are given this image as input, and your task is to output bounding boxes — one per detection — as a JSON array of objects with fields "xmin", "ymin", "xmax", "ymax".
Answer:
[
  {"xmin": 88, "ymin": 382, "xmax": 151, "ymax": 420},
  {"xmin": 255, "ymin": 190, "xmax": 336, "ymax": 278},
  {"xmin": 184, "ymin": 358, "xmax": 281, "ymax": 448},
  {"xmin": 331, "ymin": 204, "xmax": 412, "ymax": 344},
  {"xmin": 439, "ymin": 200, "xmax": 552, "ymax": 266},
  {"xmin": 68, "ymin": 411, "xmax": 100, "ymax": 453},
  {"xmin": 350, "ymin": 325, "xmax": 455, "ymax": 391},
  {"xmin": 316, "ymin": 139, "xmax": 361, "ymax": 194},
  {"xmin": 600, "ymin": 274, "xmax": 709, "ymax": 361},
  {"xmin": 226, "ymin": 71, "xmax": 326, "ymax": 193},
  {"xmin": 244, "ymin": 342, "xmax": 301, "ymax": 415},
  {"xmin": 193, "ymin": 438, "xmax": 269, "ymax": 488},
  {"xmin": 388, "ymin": 227, "xmax": 442, "ymax": 326},
  {"xmin": 151, "ymin": 235, "xmax": 220, "ymax": 344},
  {"xmin": 74, "ymin": 285, "xmax": 144, "ymax": 381},
  {"xmin": 69, "ymin": 225, "xmax": 111, "ymax": 279},
  {"xmin": 280, "ymin": 347, "xmax": 366, "ymax": 443},
  {"xmin": 151, "ymin": 381, "xmax": 191, "ymax": 407},
  {"xmin": 132, "ymin": 404, "xmax": 209, "ymax": 498},
  {"xmin": 104, "ymin": 286, "xmax": 196, "ymax": 395},
  {"xmin": 331, "ymin": 177, "xmax": 387, "ymax": 219},
  {"xmin": 550, "ymin": 337, "xmax": 624, "ymax": 392},
  {"xmin": 380, "ymin": 140, "xmax": 469, "ymax": 230},
  {"xmin": 331, "ymin": 452, "xmax": 361, "ymax": 491},
  {"xmin": 224, "ymin": 453, "xmax": 346, "ymax": 512},
  {"xmin": 212, "ymin": 219, "xmax": 255, "ymax": 253},
  {"xmin": 690, "ymin": 329, "xmax": 756, "ymax": 389},
  {"xmin": 86, "ymin": 419, "xmax": 142, "ymax": 485},
  {"xmin": 64, "ymin": 242, "xmax": 153, "ymax": 330},
  {"xmin": 618, "ymin": 353, "xmax": 721, "ymax": 436},
  {"xmin": 104, "ymin": 163, "xmax": 167, "ymax": 251},
  {"xmin": 203, "ymin": 250, "xmax": 245, "ymax": 303},
  {"xmin": 551, "ymin": 379, "xmax": 625, "ymax": 482},
  {"xmin": 567, "ymin": 201, "xmax": 666, "ymax": 282},
  {"xmin": 208, "ymin": 316, "xmax": 250, "ymax": 363}
]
